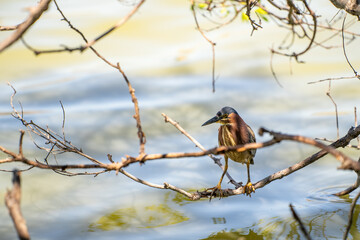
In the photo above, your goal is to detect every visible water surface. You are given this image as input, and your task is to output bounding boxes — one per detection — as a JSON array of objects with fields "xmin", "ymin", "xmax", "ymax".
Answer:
[{"xmin": 1, "ymin": 0, "xmax": 360, "ymax": 239}]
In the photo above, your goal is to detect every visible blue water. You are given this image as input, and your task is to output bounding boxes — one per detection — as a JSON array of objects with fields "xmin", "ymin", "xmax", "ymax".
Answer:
[{"xmin": 1, "ymin": 70, "xmax": 359, "ymax": 239}]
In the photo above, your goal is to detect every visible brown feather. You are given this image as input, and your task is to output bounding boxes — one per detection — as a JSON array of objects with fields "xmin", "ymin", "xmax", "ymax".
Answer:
[{"xmin": 218, "ymin": 113, "xmax": 256, "ymax": 165}]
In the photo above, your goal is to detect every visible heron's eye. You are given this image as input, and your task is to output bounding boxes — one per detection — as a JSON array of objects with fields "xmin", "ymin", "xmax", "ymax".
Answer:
[
  {"xmin": 216, "ymin": 112, "xmax": 221, "ymax": 117},
  {"xmin": 223, "ymin": 114, "xmax": 228, "ymax": 118}
]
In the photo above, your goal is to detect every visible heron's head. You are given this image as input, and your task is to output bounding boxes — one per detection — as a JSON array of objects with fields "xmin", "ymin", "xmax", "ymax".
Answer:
[{"xmin": 201, "ymin": 106, "xmax": 238, "ymax": 126}]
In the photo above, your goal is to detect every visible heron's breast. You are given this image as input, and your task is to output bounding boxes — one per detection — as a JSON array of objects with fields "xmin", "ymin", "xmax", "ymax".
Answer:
[{"xmin": 219, "ymin": 125, "xmax": 254, "ymax": 164}]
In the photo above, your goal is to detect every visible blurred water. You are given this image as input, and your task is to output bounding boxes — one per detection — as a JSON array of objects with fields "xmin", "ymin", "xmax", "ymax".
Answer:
[{"xmin": 1, "ymin": 0, "xmax": 360, "ymax": 239}]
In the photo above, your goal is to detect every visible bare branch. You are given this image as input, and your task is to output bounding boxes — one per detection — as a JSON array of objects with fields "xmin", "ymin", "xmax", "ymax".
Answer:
[
  {"xmin": 117, "ymin": 63, "xmax": 146, "ymax": 155},
  {"xmin": 5, "ymin": 170, "xmax": 30, "ymax": 240},
  {"xmin": 38, "ymin": 3, "xmax": 147, "ymax": 156},
  {"xmin": 271, "ymin": 0, "xmax": 317, "ymax": 61},
  {"xmin": 24, "ymin": 0, "xmax": 146, "ymax": 55},
  {"xmin": 290, "ymin": 204, "xmax": 312, "ymax": 240},
  {"xmin": 326, "ymin": 81, "xmax": 340, "ymax": 139},
  {"xmin": 0, "ymin": 25, "xmax": 19, "ymax": 31},
  {"xmin": 334, "ymin": 171, "xmax": 360, "ymax": 196},
  {"xmin": 307, "ymin": 76, "xmax": 356, "ymax": 85},
  {"xmin": 2, "ymin": 122, "xmax": 360, "ymax": 200},
  {"xmin": 0, "ymin": 0, "xmax": 52, "ymax": 53},
  {"xmin": 341, "ymin": 14, "xmax": 359, "ymax": 79},
  {"xmin": 343, "ymin": 190, "xmax": 360, "ymax": 240},
  {"xmin": 269, "ymin": 49, "xmax": 284, "ymax": 88},
  {"xmin": 190, "ymin": 0, "xmax": 217, "ymax": 92}
]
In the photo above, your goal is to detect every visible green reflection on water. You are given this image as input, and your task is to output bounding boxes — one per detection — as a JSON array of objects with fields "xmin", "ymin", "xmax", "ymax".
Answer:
[
  {"xmin": 202, "ymin": 229, "xmax": 263, "ymax": 240},
  {"xmin": 204, "ymin": 203, "xmax": 360, "ymax": 239},
  {"xmin": 88, "ymin": 192, "xmax": 189, "ymax": 231}
]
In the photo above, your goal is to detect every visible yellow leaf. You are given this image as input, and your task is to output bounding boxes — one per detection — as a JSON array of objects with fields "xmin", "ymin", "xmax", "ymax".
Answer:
[
  {"xmin": 241, "ymin": 12, "xmax": 249, "ymax": 21},
  {"xmin": 255, "ymin": 8, "xmax": 267, "ymax": 15},
  {"xmin": 197, "ymin": 3, "xmax": 208, "ymax": 9}
]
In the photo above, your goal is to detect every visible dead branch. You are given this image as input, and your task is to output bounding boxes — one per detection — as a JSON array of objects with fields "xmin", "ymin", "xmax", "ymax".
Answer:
[
  {"xmin": 190, "ymin": 0, "xmax": 217, "ymax": 92},
  {"xmin": 22, "ymin": 0, "xmax": 146, "ymax": 55},
  {"xmin": 343, "ymin": 190, "xmax": 360, "ymax": 240},
  {"xmin": 3, "ymin": 114, "xmax": 360, "ymax": 200},
  {"xmin": 194, "ymin": 125, "xmax": 360, "ymax": 199},
  {"xmin": 335, "ymin": 170, "xmax": 360, "ymax": 196},
  {"xmin": 47, "ymin": 3, "xmax": 146, "ymax": 155},
  {"xmin": 5, "ymin": 170, "xmax": 30, "ymax": 240},
  {"xmin": 0, "ymin": 0, "xmax": 52, "ymax": 53},
  {"xmin": 326, "ymin": 81, "xmax": 340, "ymax": 139},
  {"xmin": 5, "ymin": 83, "xmax": 360, "ymax": 199},
  {"xmin": 271, "ymin": 0, "xmax": 317, "ymax": 61},
  {"xmin": 117, "ymin": 64, "xmax": 146, "ymax": 155},
  {"xmin": 0, "ymin": 25, "xmax": 19, "ymax": 31},
  {"xmin": 290, "ymin": 204, "xmax": 312, "ymax": 240},
  {"xmin": 341, "ymin": 14, "xmax": 359, "ymax": 79},
  {"xmin": 307, "ymin": 76, "xmax": 356, "ymax": 85}
]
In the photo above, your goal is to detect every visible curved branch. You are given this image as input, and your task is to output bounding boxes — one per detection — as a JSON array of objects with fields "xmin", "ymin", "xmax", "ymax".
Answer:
[
  {"xmin": 343, "ymin": 190, "xmax": 360, "ymax": 240},
  {"xmin": 5, "ymin": 170, "xmax": 30, "ymax": 240},
  {"xmin": 271, "ymin": 0, "xmax": 317, "ymax": 61},
  {"xmin": 0, "ymin": 0, "xmax": 52, "ymax": 53},
  {"xmin": 25, "ymin": 0, "xmax": 146, "ymax": 55},
  {"xmin": 190, "ymin": 0, "xmax": 217, "ymax": 92}
]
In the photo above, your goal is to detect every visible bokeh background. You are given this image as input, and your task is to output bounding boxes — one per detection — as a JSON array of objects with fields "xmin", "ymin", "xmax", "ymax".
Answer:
[{"xmin": 1, "ymin": 0, "xmax": 360, "ymax": 239}]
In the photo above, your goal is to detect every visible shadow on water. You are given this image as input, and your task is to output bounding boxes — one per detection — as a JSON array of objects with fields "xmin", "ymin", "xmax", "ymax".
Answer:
[
  {"xmin": 88, "ymin": 192, "xmax": 190, "ymax": 231},
  {"xmin": 86, "ymin": 184, "xmax": 360, "ymax": 239}
]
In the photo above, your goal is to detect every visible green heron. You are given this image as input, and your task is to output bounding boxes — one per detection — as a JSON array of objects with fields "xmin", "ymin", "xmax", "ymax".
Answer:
[{"xmin": 202, "ymin": 106, "xmax": 256, "ymax": 196}]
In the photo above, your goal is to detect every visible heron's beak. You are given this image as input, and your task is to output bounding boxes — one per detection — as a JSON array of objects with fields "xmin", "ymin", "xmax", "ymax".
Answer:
[{"xmin": 201, "ymin": 115, "xmax": 220, "ymax": 126}]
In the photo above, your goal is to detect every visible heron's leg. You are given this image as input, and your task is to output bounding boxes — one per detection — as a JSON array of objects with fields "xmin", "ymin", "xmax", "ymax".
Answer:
[
  {"xmin": 207, "ymin": 156, "xmax": 228, "ymax": 200},
  {"xmin": 216, "ymin": 156, "xmax": 228, "ymax": 189},
  {"xmin": 246, "ymin": 161, "xmax": 251, "ymax": 183},
  {"xmin": 244, "ymin": 161, "xmax": 255, "ymax": 196}
]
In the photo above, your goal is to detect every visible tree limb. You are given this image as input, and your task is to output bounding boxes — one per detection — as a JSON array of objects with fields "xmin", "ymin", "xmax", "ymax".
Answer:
[
  {"xmin": 0, "ymin": 0, "xmax": 52, "ymax": 53},
  {"xmin": 5, "ymin": 170, "xmax": 30, "ymax": 240}
]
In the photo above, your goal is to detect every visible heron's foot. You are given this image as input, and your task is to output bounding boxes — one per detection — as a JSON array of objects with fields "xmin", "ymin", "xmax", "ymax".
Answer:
[
  {"xmin": 206, "ymin": 184, "xmax": 223, "ymax": 201},
  {"xmin": 243, "ymin": 181, "xmax": 255, "ymax": 197}
]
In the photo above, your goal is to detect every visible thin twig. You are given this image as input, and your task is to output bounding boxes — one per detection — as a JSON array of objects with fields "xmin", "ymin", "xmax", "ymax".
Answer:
[
  {"xmin": 270, "ymin": 49, "xmax": 283, "ymax": 88},
  {"xmin": 52, "ymin": 2, "xmax": 146, "ymax": 155},
  {"xmin": 290, "ymin": 204, "xmax": 312, "ymax": 240},
  {"xmin": 343, "ymin": 190, "xmax": 360, "ymax": 240},
  {"xmin": 326, "ymin": 81, "xmax": 340, "ymax": 139},
  {"xmin": 341, "ymin": 13, "xmax": 359, "ymax": 78},
  {"xmin": 0, "ymin": 25, "xmax": 19, "ymax": 31},
  {"xmin": 59, "ymin": 100, "xmax": 66, "ymax": 142},
  {"xmin": 271, "ymin": 0, "xmax": 317, "ymax": 61},
  {"xmin": 117, "ymin": 63, "xmax": 146, "ymax": 155},
  {"xmin": 190, "ymin": 0, "xmax": 217, "ymax": 92},
  {"xmin": 5, "ymin": 170, "xmax": 30, "ymax": 240},
  {"xmin": 25, "ymin": 0, "xmax": 146, "ymax": 55},
  {"xmin": 0, "ymin": 0, "xmax": 52, "ymax": 52},
  {"xmin": 334, "ymin": 170, "xmax": 360, "ymax": 196},
  {"xmin": 2, "ymin": 124, "xmax": 360, "ymax": 200},
  {"xmin": 307, "ymin": 76, "xmax": 356, "ymax": 85}
]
